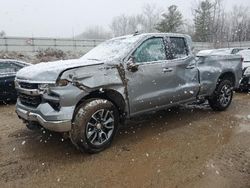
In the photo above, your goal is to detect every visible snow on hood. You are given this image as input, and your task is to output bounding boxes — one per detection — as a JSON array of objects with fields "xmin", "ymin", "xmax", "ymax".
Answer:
[{"xmin": 16, "ymin": 58, "xmax": 103, "ymax": 83}]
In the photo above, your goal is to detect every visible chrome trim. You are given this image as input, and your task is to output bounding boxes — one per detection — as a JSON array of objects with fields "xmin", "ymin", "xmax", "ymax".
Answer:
[
  {"xmin": 15, "ymin": 78, "xmax": 55, "ymax": 84},
  {"xmin": 16, "ymin": 107, "xmax": 71, "ymax": 132},
  {"xmin": 16, "ymin": 87, "xmax": 42, "ymax": 96}
]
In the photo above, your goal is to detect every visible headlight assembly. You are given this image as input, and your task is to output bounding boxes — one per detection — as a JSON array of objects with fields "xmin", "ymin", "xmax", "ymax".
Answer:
[{"xmin": 38, "ymin": 83, "xmax": 56, "ymax": 91}]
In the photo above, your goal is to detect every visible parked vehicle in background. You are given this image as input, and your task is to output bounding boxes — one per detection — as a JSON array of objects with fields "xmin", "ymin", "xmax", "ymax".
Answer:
[
  {"xmin": 0, "ymin": 59, "xmax": 31, "ymax": 102},
  {"xmin": 15, "ymin": 33, "xmax": 242, "ymax": 153},
  {"xmin": 237, "ymin": 50, "xmax": 250, "ymax": 90},
  {"xmin": 237, "ymin": 50, "xmax": 250, "ymax": 69},
  {"xmin": 197, "ymin": 47, "xmax": 250, "ymax": 56}
]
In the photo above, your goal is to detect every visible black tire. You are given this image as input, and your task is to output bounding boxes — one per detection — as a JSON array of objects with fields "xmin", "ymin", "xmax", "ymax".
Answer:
[
  {"xmin": 208, "ymin": 79, "xmax": 234, "ymax": 111},
  {"xmin": 70, "ymin": 99, "xmax": 119, "ymax": 154}
]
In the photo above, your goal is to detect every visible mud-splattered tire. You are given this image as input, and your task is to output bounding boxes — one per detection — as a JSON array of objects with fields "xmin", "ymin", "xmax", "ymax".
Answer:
[
  {"xmin": 208, "ymin": 79, "xmax": 234, "ymax": 111},
  {"xmin": 70, "ymin": 99, "xmax": 119, "ymax": 154}
]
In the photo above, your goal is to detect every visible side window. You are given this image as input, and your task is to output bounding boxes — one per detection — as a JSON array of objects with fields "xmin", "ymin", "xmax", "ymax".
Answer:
[
  {"xmin": 0, "ymin": 62, "xmax": 20, "ymax": 73},
  {"xmin": 11, "ymin": 62, "xmax": 22, "ymax": 71},
  {"xmin": 168, "ymin": 37, "xmax": 189, "ymax": 59},
  {"xmin": 0, "ymin": 62, "xmax": 12, "ymax": 70},
  {"xmin": 133, "ymin": 38, "xmax": 166, "ymax": 63},
  {"xmin": 0, "ymin": 62, "xmax": 4, "ymax": 70}
]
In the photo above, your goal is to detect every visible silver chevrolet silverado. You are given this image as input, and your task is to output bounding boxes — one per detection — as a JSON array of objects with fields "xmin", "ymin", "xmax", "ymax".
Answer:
[{"xmin": 15, "ymin": 33, "xmax": 242, "ymax": 153}]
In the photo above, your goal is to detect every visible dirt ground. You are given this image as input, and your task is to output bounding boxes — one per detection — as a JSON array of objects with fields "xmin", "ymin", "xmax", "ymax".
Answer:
[{"xmin": 0, "ymin": 93, "xmax": 250, "ymax": 188}]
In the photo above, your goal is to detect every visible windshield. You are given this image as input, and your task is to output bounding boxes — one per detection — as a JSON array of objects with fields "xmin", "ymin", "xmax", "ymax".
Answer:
[{"xmin": 80, "ymin": 35, "xmax": 144, "ymax": 62}]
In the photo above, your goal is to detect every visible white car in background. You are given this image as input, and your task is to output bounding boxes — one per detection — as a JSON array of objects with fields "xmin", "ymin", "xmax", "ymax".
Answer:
[
  {"xmin": 197, "ymin": 47, "xmax": 250, "ymax": 56},
  {"xmin": 237, "ymin": 49, "xmax": 250, "ymax": 90},
  {"xmin": 237, "ymin": 49, "xmax": 250, "ymax": 69}
]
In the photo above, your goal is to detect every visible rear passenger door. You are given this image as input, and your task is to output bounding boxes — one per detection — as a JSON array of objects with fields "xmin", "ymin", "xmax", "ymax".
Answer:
[{"xmin": 165, "ymin": 37, "xmax": 200, "ymax": 102}]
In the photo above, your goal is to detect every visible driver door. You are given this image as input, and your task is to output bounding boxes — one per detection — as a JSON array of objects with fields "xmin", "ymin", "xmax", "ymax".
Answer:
[{"xmin": 125, "ymin": 37, "xmax": 177, "ymax": 116}]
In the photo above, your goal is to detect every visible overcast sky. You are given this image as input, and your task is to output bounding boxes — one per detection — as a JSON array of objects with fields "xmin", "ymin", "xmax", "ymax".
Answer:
[{"xmin": 0, "ymin": 0, "xmax": 249, "ymax": 38}]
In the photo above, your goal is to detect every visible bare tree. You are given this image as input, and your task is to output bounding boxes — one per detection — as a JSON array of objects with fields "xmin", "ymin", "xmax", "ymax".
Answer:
[
  {"xmin": 76, "ymin": 26, "xmax": 111, "ymax": 39},
  {"xmin": 110, "ymin": 4, "xmax": 162, "ymax": 37},
  {"xmin": 110, "ymin": 15, "xmax": 129, "ymax": 37},
  {"xmin": 141, "ymin": 4, "xmax": 161, "ymax": 33},
  {"xmin": 110, "ymin": 14, "xmax": 145, "ymax": 37},
  {"xmin": 228, "ymin": 6, "xmax": 249, "ymax": 42},
  {"xmin": 0, "ymin": 30, "xmax": 6, "ymax": 38},
  {"xmin": 211, "ymin": 0, "xmax": 228, "ymax": 46}
]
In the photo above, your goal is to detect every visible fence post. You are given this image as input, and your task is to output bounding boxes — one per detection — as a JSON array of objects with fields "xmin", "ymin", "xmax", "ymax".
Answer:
[
  {"xmin": 32, "ymin": 38, "xmax": 35, "ymax": 52},
  {"xmin": 54, "ymin": 39, "xmax": 57, "ymax": 49},
  {"xmin": 4, "ymin": 37, "xmax": 8, "ymax": 52},
  {"xmin": 73, "ymin": 39, "xmax": 76, "ymax": 51}
]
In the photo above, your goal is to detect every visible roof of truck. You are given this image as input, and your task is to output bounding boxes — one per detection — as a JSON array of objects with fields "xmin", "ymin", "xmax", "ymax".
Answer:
[{"xmin": 112, "ymin": 33, "xmax": 190, "ymax": 40}]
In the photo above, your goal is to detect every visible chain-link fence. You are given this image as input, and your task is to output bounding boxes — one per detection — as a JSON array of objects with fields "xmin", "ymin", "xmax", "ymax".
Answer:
[
  {"xmin": 0, "ymin": 37, "xmax": 250, "ymax": 52},
  {"xmin": 0, "ymin": 37, "xmax": 104, "ymax": 53}
]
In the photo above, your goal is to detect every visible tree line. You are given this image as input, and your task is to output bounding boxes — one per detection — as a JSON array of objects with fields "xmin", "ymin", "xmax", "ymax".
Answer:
[{"xmin": 77, "ymin": 0, "xmax": 250, "ymax": 45}]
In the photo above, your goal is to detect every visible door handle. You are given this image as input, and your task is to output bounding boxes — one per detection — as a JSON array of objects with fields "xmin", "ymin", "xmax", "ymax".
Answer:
[
  {"xmin": 186, "ymin": 64, "xmax": 196, "ymax": 69},
  {"xmin": 163, "ymin": 68, "xmax": 173, "ymax": 73}
]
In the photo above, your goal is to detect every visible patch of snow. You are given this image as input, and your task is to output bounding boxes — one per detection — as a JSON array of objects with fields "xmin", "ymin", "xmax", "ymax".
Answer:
[{"xmin": 16, "ymin": 58, "xmax": 101, "ymax": 83}]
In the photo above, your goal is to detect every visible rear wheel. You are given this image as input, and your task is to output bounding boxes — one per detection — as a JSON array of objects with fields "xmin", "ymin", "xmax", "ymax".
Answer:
[
  {"xmin": 208, "ymin": 79, "xmax": 234, "ymax": 111},
  {"xmin": 70, "ymin": 99, "xmax": 119, "ymax": 154}
]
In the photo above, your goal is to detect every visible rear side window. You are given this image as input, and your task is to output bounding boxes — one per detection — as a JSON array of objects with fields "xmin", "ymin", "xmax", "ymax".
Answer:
[
  {"xmin": 168, "ymin": 37, "xmax": 189, "ymax": 59},
  {"xmin": 133, "ymin": 37, "xmax": 166, "ymax": 63}
]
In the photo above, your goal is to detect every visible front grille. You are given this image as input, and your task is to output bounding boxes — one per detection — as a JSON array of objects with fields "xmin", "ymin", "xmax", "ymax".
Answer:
[
  {"xmin": 19, "ymin": 82, "xmax": 39, "ymax": 89},
  {"xmin": 19, "ymin": 93, "xmax": 41, "ymax": 108}
]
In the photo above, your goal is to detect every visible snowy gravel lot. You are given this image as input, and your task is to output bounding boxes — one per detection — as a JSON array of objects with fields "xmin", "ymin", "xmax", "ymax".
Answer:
[{"xmin": 0, "ymin": 93, "xmax": 250, "ymax": 188}]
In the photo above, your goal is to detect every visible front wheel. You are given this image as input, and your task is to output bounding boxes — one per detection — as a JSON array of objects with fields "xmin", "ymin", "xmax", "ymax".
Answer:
[
  {"xmin": 208, "ymin": 80, "xmax": 234, "ymax": 111},
  {"xmin": 70, "ymin": 99, "xmax": 119, "ymax": 154}
]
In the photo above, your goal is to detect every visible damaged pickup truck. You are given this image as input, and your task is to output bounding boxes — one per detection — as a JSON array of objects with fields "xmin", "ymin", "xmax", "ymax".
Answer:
[{"xmin": 15, "ymin": 33, "xmax": 242, "ymax": 153}]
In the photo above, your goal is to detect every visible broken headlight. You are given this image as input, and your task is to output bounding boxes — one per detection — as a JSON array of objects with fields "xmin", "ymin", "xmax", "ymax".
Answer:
[
  {"xmin": 56, "ymin": 79, "xmax": 69, "ymax": 87},
  {"xmin": 38, "ymin": 83, "xmax": 56, "ymax": 92}
]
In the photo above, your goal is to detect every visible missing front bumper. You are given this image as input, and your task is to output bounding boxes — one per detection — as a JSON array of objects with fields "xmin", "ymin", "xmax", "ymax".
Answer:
[{"xmin": 16, "ymin": 107, "xmax": 71, "ymax": 132}]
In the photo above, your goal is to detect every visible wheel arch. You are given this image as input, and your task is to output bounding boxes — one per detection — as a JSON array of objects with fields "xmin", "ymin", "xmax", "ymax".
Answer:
[
  {"xmin": 217, "ymin": 71, "xmax": 236, "ymax": 87},
  {"xmin": 74, "ymin": 89, "xmax": 127, "ymax": 122}
]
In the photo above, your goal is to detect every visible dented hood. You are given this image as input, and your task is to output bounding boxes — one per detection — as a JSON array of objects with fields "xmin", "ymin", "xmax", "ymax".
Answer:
[{"xmin": 16, "ymin": 59, "xmax": 103, "ymax": 83}]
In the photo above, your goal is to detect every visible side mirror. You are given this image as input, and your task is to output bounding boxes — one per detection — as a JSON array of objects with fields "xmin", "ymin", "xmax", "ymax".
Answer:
[{"xmin": 127, "ymin": 56, "xmax": 139, "ymax": 72}]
